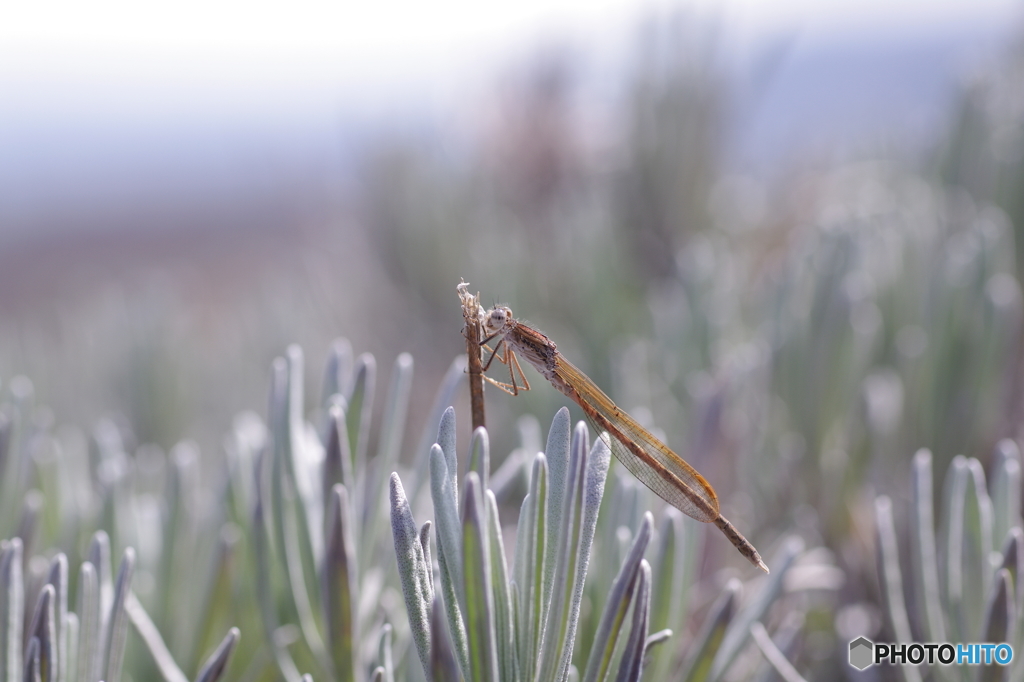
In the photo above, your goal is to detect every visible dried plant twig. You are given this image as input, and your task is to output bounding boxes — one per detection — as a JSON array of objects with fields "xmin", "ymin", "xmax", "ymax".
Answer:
[{"xmin": 458, "ymin": 280, "xmax": 487, "ymax": 431}]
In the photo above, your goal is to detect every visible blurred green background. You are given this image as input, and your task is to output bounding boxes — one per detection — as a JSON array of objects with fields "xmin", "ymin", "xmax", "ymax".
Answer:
[{"xmin": 4, "ymin": 1, "xmax": 1024, "ymax": 679}]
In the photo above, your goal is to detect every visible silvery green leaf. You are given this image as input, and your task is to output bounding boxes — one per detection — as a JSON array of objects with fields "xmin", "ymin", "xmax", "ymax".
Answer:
[
  {"xmin": 193, "ymin": 525, "xmax": 239, "ymax": 676},
  {"xmin": 194, "ymin": 627, "xmax": 240, "ymax": 682},
  {"xmin": 389, "ymin": 474, "xmax": 431, "ymax": 678},
  {"xmin": 17, "ymin": 491, "xmax": 43, "ymax": 570},
  {"xmin": 375, "ymin": 353, "xmax": 414, "ymax": 476},
  {"xmin": 64, "ymin": 614, "xmax": 77, "ymax": 682},
  {"xmin": 436, "ymin": 408, "xmax": 458, "ymax": 500},
  {"xmin": 647, "ymin": 508, "xmax": 699, "ymax": 681},
  {"xmin": 614, "ymin": 560, "xmax": 651, "ymax": 682},
  {"xmin": 946, "ymin": 457, "xmax": 994, "ymax": 642},
  {"xmin": 910, "ymin": 449, "xmax": 945, "ymax": 644},
  {"xmin": 162, "ymin": 441, "xmax": 198, "ymax": 639},
  {"xmin": 979, "ymin": 568, "xmax": 1013, "ymax": 682},
  {"xmin": 649, "ymin": 510, "xmax": 679, "ymax": 633},
  {"xmin": 943, "ymin": 456, "xmax": 969, "ymax": 643},
  {"xmin": 25, "ymin": 636, "xmax": 41, "ymax": 682},
  {"xmin": 430, "ymin": 442, "xmax": 468, "ymax": 676},
  {"xmin": 582, "ymin": 512, "xmax": 653, "ymax": 682},
  {"xmin": 965, "ymin": 459, "xmax": 995, "ymax": 620},
  {"xmin": 45, "ymin": 555, "xmax": 67, "ymax": 682},
  {"xmin": 419, "ymin": 522, "xmax": 434, "ymax": 608},
  {"xmin": 124, "ymin": 592, "xmax": 188, "ymax": 682},
  {"xmin": 273, "ymin": 349, "xmax": 330, "ymax": 679},
  {"xmin": 709, "ymin": 536, "xmax": 803, "ymax": 682},
  {"xmin": 680, "ymin": 579, "xmax": 741, "ymax": 682},
  {"xmin": 515, "ymin": 454, "xmax": 547, "ymax": 675},
  {"xmin": 430, "ymin": 595, "xmax": 460, "ymax": 682},
  {"xmin": 1, "ymin": 538, "xmax": 23, "ymax": 682},
  {"xmin": 751, "ymin": 612, "xmax": 804, "ymax": 682},
  {"xmin": 377, "ymin": 624, "xmax": 395, "ymax": 682},
  {"xmin": 86, "ymin": 523, "xmax": 112, "ymax": 623},
  {"xmin": 999, "ymin": 527, "xmax": 1024, "ymax": 637},
  {"xmin": 875, "ymin": 498, "xmax": 922, "ymax": 682},
  {"xmin": 541, "ymin": 407, "xmax": 571, "ymax": 633},
  {"xmin": 991, "ymin": 439, "xmax": 1021, "ymax": 557},
  {"xmin": 75, "ymin": 562, "xmax": 97, "ymax": 682},
  {"xmin": 563, "ymin": 429, "xmax": 610, "ymax": 678},
  {"xmin": 749, "ymin": 622, "xmax": 807, "ymax": 682},
  {"xmin": 103, "ymin": 548, "xmax": 135, "ymax": 682},
  {"xmin": 537, "ymin": 420, "xmax": 590, "ymax": 682},
  {"xmin": 322, "ymin": 403, "xmax": 354, "ymax": 522},
  {"xmin": 462, "ymin": 473, "xmax": 498, "ymax": 682},
  {"xmin": 363, "ymin": 353, "xmax": 414, "ymax": 561},
  {"xmin": 469, "ymin": 428, "xmax": 489, "ymax": 494},
  {"xmin": 345, "ymin": 353, "xmax": 376, "ymax": 476},
  {"xmin": 509, "ymin": 582, "xmax": 521, "ymax": 682},
  {"xmin": 323, "ymin": 485, "xmax": 358, "ymax": 682},
  {"xmin": 320, "ymin": 338, "xmax": 353, "ymax": 410},
  {"xmin": 27, "ymin": 584, "xmax": 55, "ymax": 682},
  {"xmin": 252, "ymin": 471, "xmax": 282, "ymax": 648},
  {"xmin": 484, "ymin": 491, "xmax": 513, "ymax": 682}
]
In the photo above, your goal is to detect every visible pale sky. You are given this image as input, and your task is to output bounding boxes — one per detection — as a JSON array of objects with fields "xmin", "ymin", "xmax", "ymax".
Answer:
[
  {"xmin": 0, "ymin": 0, "xmax": 1020, "ymax": 135},
  {"xmin": 2, "ymin": 0, "xmax": 1018, "ymax": 85}
]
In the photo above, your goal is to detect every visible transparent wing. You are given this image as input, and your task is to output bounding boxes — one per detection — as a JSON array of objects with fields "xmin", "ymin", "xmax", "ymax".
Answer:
[{"xmin": 552, "ymin": 358, "xmax": 720, "ymax": 522}]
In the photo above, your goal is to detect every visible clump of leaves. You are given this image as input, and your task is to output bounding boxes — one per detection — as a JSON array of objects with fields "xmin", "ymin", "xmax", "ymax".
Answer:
[{"xmin": 391, "ymin": 406, "xmax": 839, "ymax": 681}]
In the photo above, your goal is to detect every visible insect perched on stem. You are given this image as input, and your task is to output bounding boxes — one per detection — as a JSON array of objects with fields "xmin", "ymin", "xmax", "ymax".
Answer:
[{"xmin": 474, "ymin": 299, "xmax": 768, "ymax": 573}]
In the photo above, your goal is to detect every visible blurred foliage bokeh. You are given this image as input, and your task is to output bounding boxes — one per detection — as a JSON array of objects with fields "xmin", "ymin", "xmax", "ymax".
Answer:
[{"xmin": 4, "ymin": 7, "xmax": 1024, "ymax": 681}]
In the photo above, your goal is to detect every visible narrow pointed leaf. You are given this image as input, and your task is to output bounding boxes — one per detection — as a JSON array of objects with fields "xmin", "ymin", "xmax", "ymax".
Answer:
[
  {"xmin": 680, "ymin": 579, "xmax": 741, "ymax": 682},
  {"xmin": 430, "ymin": 443, "xmax": 469, "ymax": 676},
  {"xmin": 749, "ymin": 622, "xmax": 807, "ymax": 682},
  {"xmin": 484, "ymin": 490, "xmax": 514, "ymax": 682},
  {"xmin": 614, "ymin": 560, "xmax": 651, "ymax": 682},
  {"xmin": 27, "ymin": 584, "xmax": 55, "ymax": 682},
  {"xmin": 322, "ymin": 404, "xmax": 355, "ymax": 516},
  {"xmin": 320, "ymin": 338, "xmax": 353, "ymax": 410},
  {"xmin": 910, "ymin": 449, "xmax": 945, "ymax": 644},
  {"xmin": 363, "ymin": 353, "xmax": 414, "ymax": 561},
  {"xmin": 469, "ymin": 428, "xmax": 489, "ymax": 494},
  {"xmin": 1, "ymin": 538, "xmax": 23, "ymax": 682},
  {"xmin": 87, "ymin": 530, "xmax": 113, "ymax": 637},
  {"xmin": 346, "ymin": 353, "xmax": 376, "ymax": 476},
  {"xmin": 875, "ymin": 497, "xmax": 922, "ymax": 682},
  {"xmin": 389, "ymin": 474, "xmax": 431, "ymax": 677},
  {"xmin": 124, "ymin": 592, "xmax": 189, "ymax": 682},
  {"xmin": 45, "ymin": 555, "xmax": 66, "ymax": 682},
  {"xmin": 75, "ymin": 562, "xmax": 98, "ymax": 682},
  {"xmin": 323, "ymin": 485, "xmax": 358, "ymax": 682},
  {"xmin": 541, "ymin": 407, "xmax": 571, "ymax": 635},
  {"xmin": 377, "ymin": 624, "xmax": 394, "ymax": 682},
  {"xmin": 992, "ymin": 440, "xmax": 1022, "ymax": 551},
  {"xmin": 103, "ymin": 548, "xmax": 135, "ymax": 682},
  {"xmin": 194, "ymin": 627, "xmax": 240, "ymax": 682},
  {"xmin": 463, "ymin": 473, "xmax": 499, "ymax": 682},
  {"xmin": 515, "ymin": 454, "xmax": 547, "ymax": 675},
  {"xmin": 979, "ymin": 568, "xmax": 1013, "ymax": 682},
  {"xmin": 582, "ymin": 512, "xmax": 653, "ymax": 682},
  {"xmin": 430, "ymin": 595, "xmax": 460, "ymax": 682},
  {"xmin": 25, "ymin": 636, "xmax": 41, "ymax": 682}
]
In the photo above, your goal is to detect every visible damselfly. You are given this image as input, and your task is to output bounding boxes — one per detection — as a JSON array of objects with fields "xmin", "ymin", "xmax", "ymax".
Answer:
[{"xmin": 476, "ymin": 302, "xmax": 768, "ymax": 573}]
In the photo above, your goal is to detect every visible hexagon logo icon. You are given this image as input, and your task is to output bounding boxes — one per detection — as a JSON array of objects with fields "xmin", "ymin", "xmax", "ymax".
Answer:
[{"xmin": 849, "ymin": 637, "xmax": 874, "ymax": 670}]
